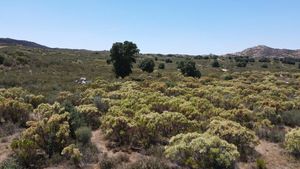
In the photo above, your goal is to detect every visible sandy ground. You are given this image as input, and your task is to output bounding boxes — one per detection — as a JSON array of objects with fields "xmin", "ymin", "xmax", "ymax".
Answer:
[
  {"xmin": 0, "ymin": 133, "xmax": 20, "ymax": 164},
  {"xmin": 238, "ymin": 140, "xmax": 300, "ymax": 169}
]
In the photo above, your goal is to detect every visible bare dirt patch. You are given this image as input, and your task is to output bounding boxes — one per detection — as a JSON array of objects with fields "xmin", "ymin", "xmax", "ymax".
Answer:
[
  {"xmin": 238, "ymin": 140, "xmax": 300, "ymax": 169},
  {"xmin": 0, "ymin": 133, "xmax": 20, "ymax": 164}
]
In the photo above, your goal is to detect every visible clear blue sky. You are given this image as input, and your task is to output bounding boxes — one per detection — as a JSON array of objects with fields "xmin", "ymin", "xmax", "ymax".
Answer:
[{"xmin": 0, "ymin": 0, "xmax": 299, "ymax": 55}]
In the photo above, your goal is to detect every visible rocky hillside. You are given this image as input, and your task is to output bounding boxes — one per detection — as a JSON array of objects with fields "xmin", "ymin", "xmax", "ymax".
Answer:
[
  {"xmin": 0, "ymin": 38, "xmax": 49, "ymax": 49},
  {"xmin": 235, "ymin": 45, "xmax": 300, "ymax": 58}
]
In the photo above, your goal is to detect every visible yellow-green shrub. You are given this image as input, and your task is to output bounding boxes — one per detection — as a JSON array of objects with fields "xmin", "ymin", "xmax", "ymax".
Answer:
[
  {"xmin": 206, "ymin": 119, "xmax": 259, "ymax": 158},
  {"xmin": 285, "ymin": 128, "xmax": 300, "ymax": 156},
  {"xmin": 165, "ymin": 132, "xmax": 239, "ymax": 169}
]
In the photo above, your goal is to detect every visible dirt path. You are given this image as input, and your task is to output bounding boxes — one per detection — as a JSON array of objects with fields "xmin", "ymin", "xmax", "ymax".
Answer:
[
  {"xmin": 91, "ymin": 129, "xmax": 144, "ymax": 163},
  {"xmin": 0, "ymin": 133, "xmax": 20, "ymax": 164},
  {"xmin": 238, "ymin": 140, "xmax": 300, "ymax": 169},
  {"xmin": 256, "ymin": 140, "xmax": 300, "ymax": 169}
]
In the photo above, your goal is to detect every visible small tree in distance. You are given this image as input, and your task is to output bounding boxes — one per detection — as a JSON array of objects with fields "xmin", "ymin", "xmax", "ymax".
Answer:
[
  {"xmin": 109, "ymin": 41, "xmax": 139, "ymax": 78},
  {"xmin": 177, "ymin": 59, "xmax": 201, "ymax": 78},
  {"xmin": 139, "ymin": 58, "xmax": 155, "ymax": 73}
]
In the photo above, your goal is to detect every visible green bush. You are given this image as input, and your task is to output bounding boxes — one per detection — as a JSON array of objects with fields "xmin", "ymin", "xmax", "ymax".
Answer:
[
  {"xmin": 75, "ymin": 104, "xmax": 101, "ymax": 129},
  {"xmin": 3, "ymin": 57, "xmax": 14, "ymax": 67},
  {"xmin": 281, "ymin": 110, "xmax": 300, "ymax": 127},
  {"xmin": 11, "ymin": 139, "xmax": 40, "ymax": 168},
  {"xmin": 165, "ymin": 132, "xmax": 239, "ymax": 169},
  {"xmin": 284, "ymin": 128, "xmax": 300, "ymax": 157},
  {"xmin": 158, "ymin": 63, "xmax": 165, "ymax": 69},
  {"xmin": 256, "ymin": 158, "xmax": 267, "ymax": 169},
  {"xmin": 177, "ymin": 59, "xmax": 201, "ymax": 78},
  {"xmin": 0, "ymin": 158, "xmax": 22, "ymax": 169},
  {"xmin": 0, "ymin": 99, "xmax": 32, "ymax": 127},
  {"xmin": 236, "ymin": 62, "xmax": 247, "ymax": 67},
  {"xmin": 165, "ymin": 58, "xmax": 172, "ymax": 63},
  {"xmin": 223, "ymin": 74, "xmax": 233, "ymax": 80},
  {"xmin": 206, "ymin": 119, "xmax": 259, "ymax": 159},
  {"xmin": 139, "ymin": 58, "xmax": 155, "ymax": 73},
  {"xmin": 61, "ymin": 144, "xmax": 82, "ymax": 167},
  {"xmin": 211, "ymin": 59, "xmax": 220, "ymax": 67},
  {"xmin": 75, "ymin": 126, "xmax": 92, "ymax": 145},
  {"xmin": 0, "ymin": 55, "xmax": 5, "ymax": 64},
  {"xmin": 261, "ymin": 64, "xmax": 268, "ymax": 68}
]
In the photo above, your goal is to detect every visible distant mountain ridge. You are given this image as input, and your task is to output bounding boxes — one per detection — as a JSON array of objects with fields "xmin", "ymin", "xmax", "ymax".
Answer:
[
  {"xmin": 0, "ymin": 38, "xmax": 49, "ymax": 49},
  {"xmin": 234, "ymin": 45, "xmax": 300, "ymax": 58}
]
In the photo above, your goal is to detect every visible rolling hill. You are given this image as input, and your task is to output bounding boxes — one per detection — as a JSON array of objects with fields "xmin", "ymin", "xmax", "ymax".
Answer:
[
  {"xmin": 234, "ymin": 45, "xmax": 300, "ymax": 58},
  {"xmin": 0, "ymin": 38, "xmax": 49, "ymax": 49}
]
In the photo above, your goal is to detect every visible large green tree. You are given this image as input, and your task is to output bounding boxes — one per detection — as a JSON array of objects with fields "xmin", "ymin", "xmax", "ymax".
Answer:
[{"xmin": 109, "ymin": 41, "xmax": 139, "ymax": 78}]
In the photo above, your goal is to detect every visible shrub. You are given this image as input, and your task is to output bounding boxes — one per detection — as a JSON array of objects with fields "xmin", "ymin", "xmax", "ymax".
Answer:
[
  {"xmin": 98, "ymin": 155, "xmax": 116, "ymax": 169},
  {"xmin": 139, "ymin": 58, "xmax": 155, "ymax": 73},
  {"xmin": 0, "ymin": 55, "xmax": 4, "ymax": 64},
  {"xmin": 75, "ymin": 127, "xmax": 92, "ymax": 145},
  {"xmin": 236, "ymin": 62, "xmax": 247, "ymax": 67},
  {"xmin": 284, "ymin": 128, "xmax": 300, "ymax": 157},
  {"xmin": 75, "ymin": 104, "xmax": 101, "ymax": 129},
  {"xmin": 165, "ymin": 132, "xmax": 239, "ymax": 169},
  {"xmin": 3, "ymin": 57, "xmax": 14, "ymax": 67},
  {"xmin": 177, "ymin": 59, "xmax": 201, "ymax": 78},
  {"xmin": 165, "ymin": 58, "xmax": 172, "ymax": 63},
  {"xmin": 211, "ymin": 59, "xmax": 220, "ymax": 67},
  {"xmin": 258, "ymin": 58, "xmax": 271, "ymax": 63},
  {"xmin": 206, "ymin": 119, "xmax": 259, "ymax": 159},
  {"xmin": 158, "ymin": 63, "xmax": 165, "ymax": 69},
  {"xmin": 94, "ymin": 96, "xmax": 109, "ymax": 113},
  {"xmin": 0, "ymin": 99, "xmax": 32, "ymax": 127},
  {"xmin": 261, "ymin": 64, "xmax": 268, "ymax": 68},
  {"xmin": 11, "ymin": 139, "xmax": 40, "ymax": 168},
  {"xmin": 256, "ymin": 158, "xmax": 267, "ymax": 169},
  {"xmin": 281, "ymin": 110, "xmax": 300, "ymax": 127},
  {"xmin": 127, "ymin": 157, "xmax": 170, "ymax": 169},
  {"xmin": 61, "ymin": 144, "xmax": 82, "ymax": 167},
  {"xmin": 256, "ymin": 125, "xmax": 285, "ymax": 143},
  {"xmin": 223, "ymin": 74, "xmax": 233, "ymax": 80},
  {"xmin": 20, "ymin": 112, "xmax": 71, "ymax": 157},
  {"xmin": 0, "ymin": 158, "xmax": 22, "ymax": 169}
]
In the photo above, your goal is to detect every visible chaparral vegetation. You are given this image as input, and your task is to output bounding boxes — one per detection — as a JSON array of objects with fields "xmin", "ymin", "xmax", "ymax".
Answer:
[{"xmin": 0, "ymin": 42, "xmax": 300, "ymax": 169}]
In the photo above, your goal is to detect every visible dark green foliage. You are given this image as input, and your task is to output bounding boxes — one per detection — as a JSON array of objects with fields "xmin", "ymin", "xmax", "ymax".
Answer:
[
  {"xmin": 154, "ymin": 57, "xmax": 158, "ymax": 61},
  {"xmin": 165, "ymin": 58, "xmax": 172, "ymax": 63},
  {"xmin": 211, "ymin": 59, "xmax": 220, "ymax": 67},
  {"xmin": 177, "ymin": 59, "xmax": 201, "ymax": 78},
  {"xmin": 256, "ymin": 159, "xmax": 267, "ymax": 169},
  {"xmin": 139, "ymin": 58, "xmax": 155, "ymax": 73},
  {"xmin": 110, "ymin": 41, "xmax": 139, "ymax": 78},
  {"xmin": 236, "ymin": 62, "xmax": 247, "ymax": 67},
  {"xmin": 94, "ymin": 96, "xmax": 109, "ymax": 113},
  {"xmin": 256, "ymin": 126, "xmax": 285, "ymax": 143},
  {"xmin": 281, "ymin": 57, "xmax": 297, "ymax": 65},
  {"xmin": 3, "ymin": 57, "xmax": 14, "ymax": 67},
  {"xmin": 258, "ymin": 58, "xmax": 271, "ymax": 63},
  {"xmin": 223, "ymin": 74, "xmax": 233, "ymax": 80},
  {"xmin": 63, "ymin": 102, "xmax": 86, "ymax": 138},
  {"xmin": 0, "ymin": 55, "xmax": 4, "ymax": 64},
  {"xmin": 16, "ymin": 57, "xmax": 29, "ymax": 65},
  {"xmin": 281, "ymin": 110, "xmax": 300, "ymax": 127},
  {"xmin": 261, "ymin": 64, "xmax": 268, "ymax": 68},
  {"xmin": 0, "ymin": 158, "xmax": 22, "ymax": 169},
  {"xmin": 158, "ymin": 63, "xmax": 165, "ymax": 69},
  {"xmin": 11, "ymin": 139, "xmax": 41, "ymax": 168},
  {"xmin": 75, "ymin": 127, "xmax": 92, "ymax": 145}
]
